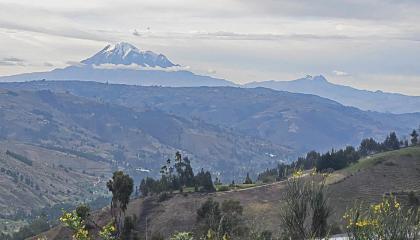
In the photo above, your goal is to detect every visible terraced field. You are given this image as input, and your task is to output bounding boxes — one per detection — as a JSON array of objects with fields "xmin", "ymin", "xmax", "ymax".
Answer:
[
  {"xmin": 0, "ymin": 141, "xmax": 112, "ymax": 234},
  {"xmin": 327, "ymin": 146, "xmax": 420, "ymax": 222}
]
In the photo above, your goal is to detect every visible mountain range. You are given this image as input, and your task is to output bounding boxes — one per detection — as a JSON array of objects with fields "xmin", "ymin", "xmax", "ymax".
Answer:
[
  {"xmin": 2, "ymin": 81, "xmax": 419, "ymax": 153},
  {"xmin": 245, "ymin": 75, "xmax": 420, "ymax": 114},
  {"xmin": 1, "ymin": 42, "xmax": 419, "ymax": 114}
]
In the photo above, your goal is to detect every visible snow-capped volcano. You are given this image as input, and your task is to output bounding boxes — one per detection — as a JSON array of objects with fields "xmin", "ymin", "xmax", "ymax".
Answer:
[
  {"xmin": 0, "ymin": 42, "xmax": 235, "ymax": 87},
  {"xmin": 81, "ymin": 42, "xmax": 178, "ymax": 68}
]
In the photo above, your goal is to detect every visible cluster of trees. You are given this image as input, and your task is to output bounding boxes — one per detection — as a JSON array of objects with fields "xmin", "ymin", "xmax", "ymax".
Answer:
[
  {"xmin": 258, "ymin": 129, "xmax": 420, "ymax": 181},
  {"xmin": 6, "ymin": 150, "xmax": 33, "ymax": 166},
  {"xmin": 359, "ymin": 132, "xmax": 401, "ymax": 156},
  {"xmin": 139, "ymin": 152, "xmax": 215, "ymax": 196}
]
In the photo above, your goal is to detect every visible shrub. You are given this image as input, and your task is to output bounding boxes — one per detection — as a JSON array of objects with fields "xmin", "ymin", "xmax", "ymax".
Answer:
[
  {"xmin": 279, "ymin": 170, "xmax": 331, "ymax": 239},
  {"xmin": 157, "ymin": 192, "xmax": 172, "ymax": 202},
  {"xmin": 76, "ymin": 204, "xmax": 90, "ymax": 221},
  {"xmin": 344, "ymin": 197, "xmax": 420, "ymax": 240},
  {"xmin": 170, "ymin": 232, "xmax": 194, "ymax": 240}
]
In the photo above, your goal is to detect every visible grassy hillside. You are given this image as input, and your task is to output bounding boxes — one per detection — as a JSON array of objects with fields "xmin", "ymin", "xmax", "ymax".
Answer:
[
  {"xmin": 32, "ymin": 146, "xmax": 420, "ymax": 239},
  {"xmin": 327, "ymin": 146, "xmax": 420, "ymax": 223}
]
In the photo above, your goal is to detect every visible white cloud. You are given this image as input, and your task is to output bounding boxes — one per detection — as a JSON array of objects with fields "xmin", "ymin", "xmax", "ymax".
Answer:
[
  {"xmin": 0, "ymin": 57, "xmax": 25, "ymax": 66},
  {"xmin": 63, "ymin": 61, "xmax": 89, "ymax": 68},
  {"xmin": 332, "ymin": 70, "xmax": 350, "ymax": 76},
  {"xmin": 92, "ymin": 63, "xmax": 190, "ymax": 72},
  {"xmin": 207, "ymin": 69, "xmax": 217, "ymax": 74}
]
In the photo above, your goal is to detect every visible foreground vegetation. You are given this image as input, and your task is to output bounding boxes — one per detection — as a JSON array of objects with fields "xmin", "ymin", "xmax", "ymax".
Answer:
[{"xmin": 31, "ymin": 167, "xmax": 420, "ymax": 240}]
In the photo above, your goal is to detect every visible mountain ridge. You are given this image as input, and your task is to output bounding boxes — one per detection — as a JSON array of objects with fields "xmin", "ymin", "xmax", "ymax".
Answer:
[
  {"xmin": 245, "ymin": 75, "xmax": 420, "ymax": 113},
  {"xmin": 1, "ymin": 80, "xmax": 419, "ymax": 153}
]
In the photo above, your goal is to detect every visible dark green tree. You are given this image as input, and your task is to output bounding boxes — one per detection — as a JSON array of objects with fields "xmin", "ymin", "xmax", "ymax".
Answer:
[
  {"xmin": 411, "ymin": 130, "xmax": 418, "ymax": 145},
  {"xmin": 243, "ymin": 172, "xmax": 253, "ymax": 184},
  {"xmin": 359, "ymin": 138, "xmax": 381, "ymax": 156},
  {"xmin": 107, "ymin": 171, "xmax": 134, "ymax": 236},
  {"xmin": 383, "ymin": 132, "xmax": 400, "ymax": 150},
  {"xmin": 75, "ymin": 204, "xmax": 90, "ymax": 221},
  {"xmin": 197, "ymin": 198, "xmax": 246, "ymax": 238},
  {"xmin": 220, "ymin": 200, "xmax": 246, "ymax": 237},
  {"xmin": 195, "ymin": 169, "xmax": 215, "ymax": 192},
  {"xmin": 197, "ymin": 198, "xmax": 221, "ymax": 232}
]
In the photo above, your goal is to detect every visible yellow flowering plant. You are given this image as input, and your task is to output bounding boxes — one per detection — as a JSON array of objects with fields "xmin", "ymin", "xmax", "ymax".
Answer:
[
  {"xmin": 98, "ymin": 221, "xmax": 117, "ymax": 240},
  {"xmin": 170, "ymin": 231, "xmax": 194, "ymax": 240},
  {"xmin": 60, "ymin": 210, "xmax": 117, "ymax": 240},
  {"xmin": 59, "ymin": 210, "xmax": 91, "ymax": 240},
  {"xmin": 292, "ymin": 169, "xmax": 304, "ymax": 178},
  {"xmin": 344, "ymin": 196, "xmax": 420, "ymax": 240}
]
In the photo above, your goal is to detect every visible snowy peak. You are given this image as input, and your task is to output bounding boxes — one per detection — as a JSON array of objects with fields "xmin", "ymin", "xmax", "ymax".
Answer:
[{"xmin": 81, "ymin": 42, "xmax": 178, "ymax": 68}]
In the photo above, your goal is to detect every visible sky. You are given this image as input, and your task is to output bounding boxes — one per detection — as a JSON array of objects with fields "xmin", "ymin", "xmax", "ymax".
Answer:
[{"xmin": 0, "ymin": 0, "xmax": 419, "ymax": 95}]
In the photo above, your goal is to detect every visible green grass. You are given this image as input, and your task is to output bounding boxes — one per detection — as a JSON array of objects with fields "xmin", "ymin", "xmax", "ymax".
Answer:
[
  {"xmin": 183, "ymin": 187, "xmax": 196, "ymax": 193},
  {"xmin": 236, "ymin": 183, "xmax": 257, "ymax": 189},
  {"xmin": 215, "ymin": 183, "xmax": 257, "ymax": 192},
  {"xmin": 326, "ymin": 146, "xmax": 420, "ymax": 185},
  {"xmin": 345, "ymin": 146, "xmax": 420, "ymax": 173}
]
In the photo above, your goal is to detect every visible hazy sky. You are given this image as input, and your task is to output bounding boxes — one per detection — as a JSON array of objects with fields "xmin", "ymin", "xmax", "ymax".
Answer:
[{"xmin": 0, "ymin": 0, "xmax": 419, "ymax": 95}]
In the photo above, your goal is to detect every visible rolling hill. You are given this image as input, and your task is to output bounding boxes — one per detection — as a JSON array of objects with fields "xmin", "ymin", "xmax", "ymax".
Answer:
[{"xmin": 31, "ymin": 146, "xmax": 420, "ymax": 239}]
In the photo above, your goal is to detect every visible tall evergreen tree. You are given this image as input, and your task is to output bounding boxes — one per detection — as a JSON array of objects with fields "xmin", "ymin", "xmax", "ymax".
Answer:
[
  {"xmin": 383, "ymin": 132, "xmax": 400, "ymax": 150},
  {"xmin": 411, "ymin": 130, "xmax": 418, "ymax": 145},
  {"xmin": 107, "ymin": 171, "xmax": 134, "ymax": 236},
  {"xmin": 243, "ymin": 172, "xmax": 253, "ymax": 184}
]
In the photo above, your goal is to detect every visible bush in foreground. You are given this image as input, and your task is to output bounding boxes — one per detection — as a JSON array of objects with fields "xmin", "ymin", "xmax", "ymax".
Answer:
[{"xmin": 344, "ymin": 197, "xmax": 420, "ymax": 240}]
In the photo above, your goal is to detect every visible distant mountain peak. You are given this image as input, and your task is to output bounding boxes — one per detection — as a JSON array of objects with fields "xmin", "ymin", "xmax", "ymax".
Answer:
[
  {"xmin": 305, "ymin": 75, "xmax": 328, "ymax": 83},
  {"xmin": 81, "ymin": 42, "xmax": 178, "ymax": 68}
]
